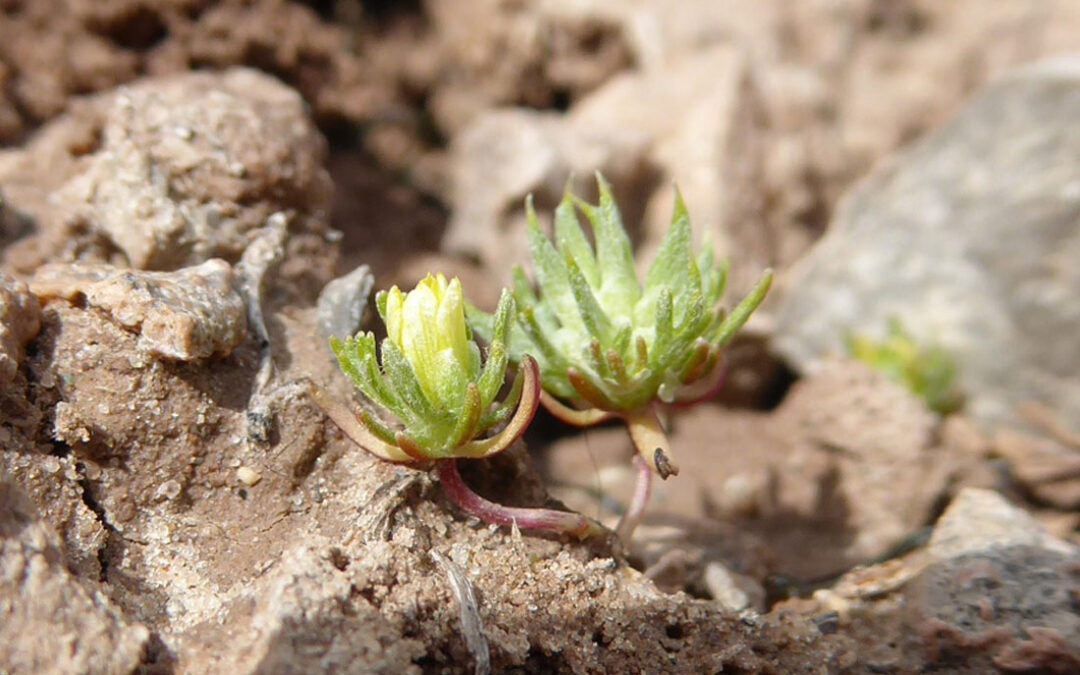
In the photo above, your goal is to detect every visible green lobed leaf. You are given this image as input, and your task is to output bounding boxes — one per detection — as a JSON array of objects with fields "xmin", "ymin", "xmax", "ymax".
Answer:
[
  {"xmin": 573, "ymin": 174, "xmax": 640, "ymax": 315},
  {"xmin": 331, "ymin": 334, "xmax": 415, "ymax": 427},
  {"xmin": 642, "ymin": 186, "xmax": 701, "ymax": 327},
  {"xmin": 510, "ymin": 265, "xmax": 558, "ymax": 338},
  {"xmin": 651, "ymin": 288, "xmax": 674, "ymax": 370},
  {"xmin": 432, "ymin": 348, "xmax": 472, "ymax": 412},
  {"xmin": 707, "ymin": 270, "xmax": 773, "ymax": 347},
  {"xmin": 566, "ymin": 255, "xmax": 614, "ymax": 344},
  {"xmin": 476, "ymin": 290, "xmax": 513, "ymax": 405},
  {"xmin": 448, "ymin": 383, "xmax": 483, "ymax": 449},
  {"xmin": 380, "ymin": 338, "xmax": 440, "ymax": 424},
  {"xmin": 554, "ymin": 192, "xmax": 600, "ymax": 289},
  {"xmin": 478, "ymin": 360, "xmax": 525, "ymax": 431},
  {"xmin": 526, "ymin": 198, "xmax": 585, "ymax": 336}
]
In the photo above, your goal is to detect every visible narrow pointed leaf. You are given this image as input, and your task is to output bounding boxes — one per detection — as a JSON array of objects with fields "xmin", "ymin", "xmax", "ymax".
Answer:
[
  {"xmin": 375, "ymin": 289, "xmax": 389, "ymax": 324},
  {"xmin": 650, "ymin": 289, "xmax": 674, "ymax": 370},
  {"xmin": 554, "ymin": 194, "xmax": 600, "ymax": 288},
  {"xmin": 477, "ymin": 339, "xmax": 507, "ymax": 408},
  {"xmin": 458, "ymin": 356, "xmax": 541, "ymax": 458},
  {"xmin": 478, "ymin": 359, "xmax": 524, "ymax": 431},
  {"xmin": 676, "ymin": 292, "xmax": 710, "ymax": 341},
  {"xmin": 708, "ymin": 270, "xmax": 773, "ymax": 347},
  {"xmin": 511, "ymin": 264, "xmax": 539, "ymax": 304},
  {"xmin": 518, "ymin": 305, "xmax": 566, "ymax": 365},
  {"xmin": 306, "ymin": 381, "xmax": 413, "ymax": 463},
  {"xmin": 566, "ymin": 255, "xmax": 614, "ymax": 343},
  {"xmin": 332, "ymin": 335, "xmax": 415, "ymax": 426},
  {"xmin": 648, "ymin": 187, "xmax": 702, "ymax": 326},
  {"xmin": 357, "ymin": 407, "xmax": 399, "ymax": 445},
  {"xmin": 573, "ymin": 174, "xmax": 640, "ymax": 313},
  {"xmin": 449, "ymin": 383, "xmax": 483, "ymax": 448},
  {"xmin": 526, "ymin": 200, "xmax": 584, "ymax": 335},
  {"xmin": 394, "ymin": 431, "xmax": 430, "ymax": 461},
  {"xmin": 677, "ymin": 338, "xmax": 712, "ymax": 385},
  {"xmin": 567, "ymin": 367, "xmax": 619, "ymax": 411},
  {"xmin": 606, "ymin": 349, "xmax": 629, "ymax": 384},
  {"xmin": 464, "ymin": 303, "xmax": 494, "ymax": 344},
  {"xmin": 585, "ymin": 339, "xmax": 611, "ymax": 380}
]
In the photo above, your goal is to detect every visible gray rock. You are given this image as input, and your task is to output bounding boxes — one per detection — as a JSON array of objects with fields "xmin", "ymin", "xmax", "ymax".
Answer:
[
  {"xmin": 317, "ymin": 263, "xmax": 375, "ymax": 343},
  {"xmin": 897, "ymin": 488, "xmax": 1080, "ymax": 671},
  {"xmin": 927, "ymin": 487, "xmax": 1076, "ymax": 561},
  {"xmin": 904, "ymin": 546, "xmax": 1080, "ymax": 671},
  {"xmin": 0, "ymin": 480, "xmax": 148, "ymax": 674},
  {"xmin": 31, "ymin": 259, "xmax": 247, "ymax": 361},
  {"xmin": 8, "ymin": 68, "xmax": 332, "ymax": 272},
  {"xmin": 774, "ymin": 59, "xmax": 1080, "ymax": 434}
]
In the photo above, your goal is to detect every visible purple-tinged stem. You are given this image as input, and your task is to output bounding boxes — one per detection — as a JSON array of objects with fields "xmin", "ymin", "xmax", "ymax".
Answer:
[
  {"xmin": 436, "ymin": 459, "xmax": 604, "ymax": 540},
  {"xmin": 615, "ymin": 454, "xmax": 653, "ymax": 541}
]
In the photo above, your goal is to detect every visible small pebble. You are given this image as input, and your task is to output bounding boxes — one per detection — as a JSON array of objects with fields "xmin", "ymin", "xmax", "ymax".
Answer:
[{"xmin": 237, "ymin": 466, "xmax": 262, "ymax": 486}]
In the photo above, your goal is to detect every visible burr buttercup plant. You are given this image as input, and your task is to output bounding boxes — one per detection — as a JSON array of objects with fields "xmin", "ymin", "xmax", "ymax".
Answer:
[
  {"xmin": 470, "ymin": 175, "xmax": 772, "ymax": 539},
  {"xmin": 312, "ymin": 273, "xmax": 601, "ymax": 538}
]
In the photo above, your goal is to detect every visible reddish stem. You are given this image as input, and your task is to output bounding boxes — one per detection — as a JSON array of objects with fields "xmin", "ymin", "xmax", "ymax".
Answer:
[
  {"xmin": 436, "ymin": 460, "xmax": 603, "ymax": 539},
  {"xmin": 615, "ymin": 454, "xmax": 653, "ymax": 541}
]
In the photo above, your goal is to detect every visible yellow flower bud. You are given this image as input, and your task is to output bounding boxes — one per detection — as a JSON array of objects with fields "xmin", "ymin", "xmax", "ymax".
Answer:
[{"xmin": 384, "ymin": 273, "xmax": 479, "ymax": 409}]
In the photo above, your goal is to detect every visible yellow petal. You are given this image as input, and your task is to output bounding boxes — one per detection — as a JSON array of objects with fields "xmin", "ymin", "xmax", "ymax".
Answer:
[
  {"xmin": 438, "ymin": 277, "xmax": 472, "ymax": 366},
  {"xmin": 401, "ymin": 275, "xmax": 441, "ymax": 403},
  {"xmin": 384, "ymin": 286, "xmax": 405, "ymax": 347}
]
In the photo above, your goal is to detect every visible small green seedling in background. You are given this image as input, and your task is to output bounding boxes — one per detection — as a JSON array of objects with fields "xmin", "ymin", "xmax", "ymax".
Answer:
[
  {"xmin": 312, "ymin": 273, "xmax": 602, "ymax": 538},
  {"xmin": 847, "ymin": 317, "xmax": 964, "ymax": 415},
  {"xmin": 470, "ymin": 174, "xmax": 772, "ymax": 539}
]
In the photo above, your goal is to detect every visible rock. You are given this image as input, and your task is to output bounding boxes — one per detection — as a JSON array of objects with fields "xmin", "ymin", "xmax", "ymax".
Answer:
[
  {"xmin": 32, "ymin": 259, "xmax": 247, "ymax": 361},
  {"xmin": 421, "ymin": 1, "xmax": 633, "ymax": 138},
  {"xmin": 317, "ymin": 264, "xmax": 375, "ymax": 343},
  {"xmin": 702, "ymin": 561, "xmax": 767, "ymax": 614},
  {"xmin": 0, "ymin": 452, "xmax": 106, "ymax": 581},
  {"xmin": 786, "ymin": 488, "xmax": 1080, "ymax": 672},
  {"xmin": 992, "ymin": 425, "xmax": 1080, "ymax": 510},
  {"xmin": 0, "ymin": 479, "xmax": 148, "ymax": 674},
  {"xmin": 222, "ymin": 540, "xmax": 422, "ymax": 674},
  {"xmin": 0, "ymin": 272, "xmax": 39, "ymax": 386},
  {"xmin": 443, "ymin": 44, "xmax": 769, "ymax": 296},
  {"xmin": 27, "ymin": 295, "xmax": 259, "ymax": 527},
  {"xmin": 774, "ymin": 59, "xmax": 1080, "ymax": 436},
  {"xmin": 572, "ymin": 45, "xmax": 766, "ymax": 279},
  {"xmin": 56, "ymin": 68, "xmax": 331, "ymax": 270},
  {"xmin": 0, "ymin": 1, "xmax": 381, "ymax": 144},
  {"xmin": 441, "ymin": 107, "xmax": 644, "ymax": 284},
  {"xmin": 903, "ymin": 488, "xmax": 1080, "ymax": 671},
  {"xmin": 764, "ymin": 361, "xmax": 949, "ymax": 571},
  {"xmin": 0, "ymin": 68, "xmax": 336, "ymax": 296},
  {"xmin": 926, "ymin": 487, "xmax": 1076, "ymax": 561}
]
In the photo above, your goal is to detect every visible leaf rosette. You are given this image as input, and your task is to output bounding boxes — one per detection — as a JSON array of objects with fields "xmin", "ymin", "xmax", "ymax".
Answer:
[
  {"xmin": 471, "ymin": 175, "xmax": 771, "ymax": 484},
  {"xmin": 326, "ymin": 273, "xmax": 539, "ymax": 462}
]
